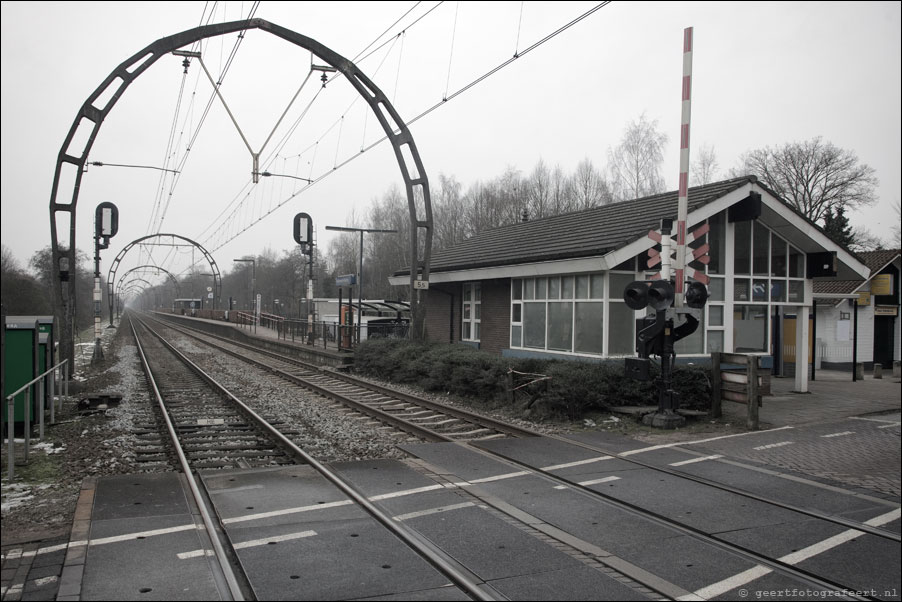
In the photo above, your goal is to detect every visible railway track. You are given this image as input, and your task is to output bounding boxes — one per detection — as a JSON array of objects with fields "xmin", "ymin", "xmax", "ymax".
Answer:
[
  {"xmin": 128, "ymin": 313, "xmax": 500, "ymax": 601},
  {"xmin": 135, "ymin": 312, "xmax": 898, "ymax": 600},
  {"xmin": 145, "ymin": 312, "xmax": 539, "ymax": 444},
  {"xmin": 131, "ymin": 316, "xmax": 300, "ymax": 470}
]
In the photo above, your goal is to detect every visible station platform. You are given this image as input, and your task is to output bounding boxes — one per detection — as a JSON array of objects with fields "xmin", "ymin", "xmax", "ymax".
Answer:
[{"xmin": 150, "ymin": 312, "xmax": 352, "ymax": 368}]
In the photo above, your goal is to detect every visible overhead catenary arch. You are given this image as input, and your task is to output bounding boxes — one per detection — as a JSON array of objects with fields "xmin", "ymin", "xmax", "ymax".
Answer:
[
  {"xmin": 116, "ymin": 265, "xmax": 182, "ymax": 297},
  {"xmin": 50, "ymin": 18, "xmax": 433, "ymax": 370},
  {"xmin": 107, "ymin": 234, "xmax": 220, "ymax": 324},
  {"xmin": 117, "ymin": 282, "xmax": 154, "ymax": 311},
  {"xmin": 111, "ymin": 265, "xmax": 182, "ymax": 323}
]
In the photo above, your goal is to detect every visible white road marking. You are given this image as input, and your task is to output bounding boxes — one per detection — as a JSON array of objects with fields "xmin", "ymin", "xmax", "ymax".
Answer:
[
  {"xmin": 555, "ymin": 476, "xmax": 621, "ymax": 489},
  {"xmin": 620, "ymin": 426, "xmax": 795, "ymax": 456},
  {"xmin": 209, "ymin": 484, "xmax": 265, "ymax": 494},
  {"xmin": 222, "ymin": 500, "xmax": 353, "ymax": 525},
  {"xmin": 678, "ymin": 508, "xmax": 901, "ymax": 600},
  {"xmin": 393, "ymin": 502, "xmax": 476, "ymax": 521},
  {"xmin": 542, "ymin": 456, "xmax": 614, "ymax": 471},
  {"xmin": 178, "ymin": 530, "xmax": 318, "ymax": 559},
  {"xmin": 669, "ymin": 455, "xmax": 724, "ymax": 466},
  {"xmin": 752, "ymin": 441, "xmax": 794, "ymax": 450},
  {"xmin": 821, "ymin": 431, "xmax": 855, "ymax": 438},
  {"xmin": 850, "ymin": 416, "xmax": 901, "ymax": 425},
  {"xmin": 370, "ymin": 484, "xmax": 446, "ymax": 500},
  {"xmin": 469, "ymin": 471, "xmax": 531, "ymax": 483}
]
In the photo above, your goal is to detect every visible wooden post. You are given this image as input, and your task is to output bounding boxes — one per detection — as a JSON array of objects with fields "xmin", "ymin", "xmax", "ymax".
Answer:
[
  {"xmin": 506, "ymin": 370, "xmax": 514, "ymax": 404},
  {"xmin": 747, "ymin": 357, "xmax": 759, "ymax": 430},
  {"xmin": 711, "ymin": 352, "xmax": 722, "ymax": 418}
]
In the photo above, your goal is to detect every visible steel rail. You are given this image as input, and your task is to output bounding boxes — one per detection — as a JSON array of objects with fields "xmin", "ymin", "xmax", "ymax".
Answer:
[
  {"xmin": 469, "ymin": 443, "xmax": 879, "ymax": 602},
  {"xmin": 148, "ymin": 313, "xmax": 539, "ymax": 441},
  {"xmin": 546, "ymin": 432, "xmax": 902, "ymax": 543},
  {"xmin": 149, "ymin": 313, "xmax": 897, "ymax": 543},
  {"xmin": 129, "ymin": 317, "xmax": 245, "ymax": 601},
  {"xmin": 132, "ymin": 313, "xmax": 499, "ymax": 601}
]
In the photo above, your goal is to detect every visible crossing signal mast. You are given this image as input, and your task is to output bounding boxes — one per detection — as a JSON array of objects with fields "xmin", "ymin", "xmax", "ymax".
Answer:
[{"xmin": 621, "ymin": 27, "xmax": 708, "ymax": 429}]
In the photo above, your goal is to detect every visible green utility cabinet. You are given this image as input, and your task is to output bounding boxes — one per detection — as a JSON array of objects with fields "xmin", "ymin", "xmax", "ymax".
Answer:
[
  {"xmin": 3, "ymin": 317, "xmax": 40, "ymax": 425},
  {"xmin": 23, "ymin": 316, "xmax": 56, "ymax": 410}
]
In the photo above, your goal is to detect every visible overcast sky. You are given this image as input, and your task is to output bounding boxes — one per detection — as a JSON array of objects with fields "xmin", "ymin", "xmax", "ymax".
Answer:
[{"xmin": 2, "ymin": 1, "xmax": 899, "ymax": 285}]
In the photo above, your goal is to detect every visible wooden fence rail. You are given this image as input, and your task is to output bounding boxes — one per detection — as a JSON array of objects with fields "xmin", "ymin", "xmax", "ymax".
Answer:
[{"xmin": 711, "ymin": 352, "xmax": 768, "ymax": 430}]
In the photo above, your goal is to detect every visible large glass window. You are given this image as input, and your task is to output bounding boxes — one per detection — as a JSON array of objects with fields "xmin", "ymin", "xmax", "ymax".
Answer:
[
  {"xmin": 512, "ymin": 272, "xmax": 611, "ymax": 356},
  {"xmin": 753, "ymin": 223, "xmax": 770, "ymax": 275},
  {"xmin": 547, "ymin": 302, "xmax": 573, "ymax": 351},
  {"xmin": 574, "ymin": 303, "xmax": 603, "ymax": 354},
  {"xmin": 708, "ymin": 213, "xmax": 726, "ymax": 274},
  {"xmin": 607, "ymin": 302, "xmax": 635, "ymax": 355},
  {"xmin": 731, "ymin": 221, "xmax": 805, "ymax": 307},
  {"xmin": 734, "ymin": 305, "xmax": 768, "ymax": 352},
  {"xmin": 734, "ymin": 221, "xmax": 751, "ymax": 275},
  {"xmin": 524, "ymin": 303, "xmax": 546, "ymax": 348}
]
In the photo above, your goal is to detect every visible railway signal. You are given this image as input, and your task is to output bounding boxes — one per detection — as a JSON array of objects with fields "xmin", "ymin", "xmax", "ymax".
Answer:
[{"xmin": 92, "ymin": 202, "xmax": 119, "ymax": 363}]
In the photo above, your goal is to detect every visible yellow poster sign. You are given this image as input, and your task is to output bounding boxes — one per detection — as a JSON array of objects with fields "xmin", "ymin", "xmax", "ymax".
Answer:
[
  {"xmin": 871, "ymin": 274, "xmax": 892, "ymax": 295},
  {"xmin": 857, "ymin": 291, "xmax": 871, "ymax": 306}
]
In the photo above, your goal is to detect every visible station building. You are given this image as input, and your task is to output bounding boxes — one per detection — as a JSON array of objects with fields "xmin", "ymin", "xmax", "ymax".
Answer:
[
  {"xmin": 813, "ymin": 249, "xmax": 901, "ymax": 372},
  {"xmin": 390, "ymin": 175, "xmax": 888, "ymax": 392}
]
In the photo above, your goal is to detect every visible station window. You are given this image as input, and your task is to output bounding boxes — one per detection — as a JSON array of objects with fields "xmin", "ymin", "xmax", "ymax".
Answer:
[
  {"xmin": 732, "ymin": 221, "xmax": 804, "ymax": 306},
  {"xmin": 462, "ymin": 282, "xmax": 481, "ymax": 341},
  {"xmin": 511, "ymin": 272, "xmax": 633, "ymax": 357}
]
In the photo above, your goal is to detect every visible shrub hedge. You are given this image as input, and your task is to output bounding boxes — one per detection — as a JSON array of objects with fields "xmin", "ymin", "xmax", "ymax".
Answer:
[{"xmin": 353, "ymin": 340, "xmax": 711, "ymax": 420}]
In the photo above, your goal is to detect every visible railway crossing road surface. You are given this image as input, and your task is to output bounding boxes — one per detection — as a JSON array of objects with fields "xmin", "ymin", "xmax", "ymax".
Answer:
[{"xmin": 47, "ymin": 415, "xmax": 900, "ymax": 601}]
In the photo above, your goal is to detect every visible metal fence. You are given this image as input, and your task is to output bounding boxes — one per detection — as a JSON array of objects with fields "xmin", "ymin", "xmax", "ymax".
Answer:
[
  {"xmin": 4, "ymin": 359, "xmax": 70, "ymax": 479},
  {"xmin": 274, "ymin": 319, "xmax": 410, "ymax": 350}
]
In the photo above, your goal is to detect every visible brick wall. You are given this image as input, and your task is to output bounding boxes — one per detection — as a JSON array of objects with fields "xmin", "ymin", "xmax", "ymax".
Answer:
[
  {"xmin": 423, "ymin": 284, "xmax": 459, "ymax": 343},
  {"xmin": 421, "ymin": 279, "xmax": 511, "ymax": 354},
  {"xmin": 478, "ymin": 279, "xmax": 511, "ymax": 354}
]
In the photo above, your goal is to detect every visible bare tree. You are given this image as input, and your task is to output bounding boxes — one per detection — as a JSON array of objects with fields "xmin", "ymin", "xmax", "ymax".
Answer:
[
  {"xmin": 570, "ymin": 157, "xmax": 613, "ymax": 210},
  {"xmin": 608, "ymin": 113, "xmax": 668, "ymax": 202},
  {"xmin": 733, "ymin": 137, "xmax": 877, "ymax": 224},
  {"xmin": 432, "ymin": 174, "xmax": 467, "ymax": 250},
  {"xmin": 525, "ymin": 159, "xmax": 552, "ymax": 220},
  {"xmin": 893, "ymin": 198, "xmax": 901, "ymax": 248},
  {"xmin": 692, "ymin": 144, "xmax": 720, "ymax": 185},
  {"xmin": 849, "ymin": 227, "xmax": 887, "ymax": 253}
]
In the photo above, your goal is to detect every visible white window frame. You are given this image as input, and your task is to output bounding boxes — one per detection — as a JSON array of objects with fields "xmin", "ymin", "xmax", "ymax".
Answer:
[{"xmin": 462, "ymin": 282, "xmax": 481, "ymax": 342}]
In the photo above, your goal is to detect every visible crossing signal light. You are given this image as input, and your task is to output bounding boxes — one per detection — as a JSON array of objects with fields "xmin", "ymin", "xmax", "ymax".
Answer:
[
  {"xmin": 623, "ymin": 281, "xmax": 649, "ymax": 310},
  {"xmin": 623, "ymin": 280, "xmax": 674, "ymax": 311},
  {"xmin": 685, "ymin": 281, "xmax": 708, "ymax": 308}
]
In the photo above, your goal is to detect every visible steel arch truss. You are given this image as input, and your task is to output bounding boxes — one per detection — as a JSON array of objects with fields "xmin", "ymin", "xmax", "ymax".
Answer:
[
  {"xmin": 107, "ymin": 234, "xmax": 220, "ymax": 322},
  {"xmin": 114, "ymin": 265, "xmax": 181, "ymax": 316},
  {"xmin": 50, "ymin": 18, "xmax": 432, "ymax": 368}
]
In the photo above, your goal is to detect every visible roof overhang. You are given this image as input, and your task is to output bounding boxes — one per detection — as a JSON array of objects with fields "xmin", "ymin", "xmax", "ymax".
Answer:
[{"xmin": 390, "ymin": 180, "xmax": 870, "ymax": 286}]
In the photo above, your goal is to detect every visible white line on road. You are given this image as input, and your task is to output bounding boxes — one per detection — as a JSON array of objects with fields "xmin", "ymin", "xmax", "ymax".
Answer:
[
  {"xmin": 820, "ymin": 431, "xmax": 855, "ymax": 438},
  {"xmin": 669, "ymin": 455, "xmax": 724, "ymax": 466},
  {"xmin": 752, "ymin": 441, "xmax": 794, "ymax": 450},
  {"xmin": 677, "ymin": 508, "xmax": 901, "ymax": 600},
  {"xmin": 619, "ymin": 426, "xmax": 795, "ymax": 456},
  {"xmin": 393, "ymin": 502, "xmax": 476, "ymax": 521}
]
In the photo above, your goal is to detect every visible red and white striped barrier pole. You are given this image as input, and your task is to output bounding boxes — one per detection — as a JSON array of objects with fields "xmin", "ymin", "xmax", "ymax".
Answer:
[{"xmin": 674, "ymin": 26, "xmax": 693, "ymax": 307}]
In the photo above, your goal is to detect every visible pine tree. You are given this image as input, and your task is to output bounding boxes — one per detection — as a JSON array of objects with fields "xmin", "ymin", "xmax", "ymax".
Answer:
[{"xmin": 823, "ymin": 206, "xmax": 854, "ymax": 247}]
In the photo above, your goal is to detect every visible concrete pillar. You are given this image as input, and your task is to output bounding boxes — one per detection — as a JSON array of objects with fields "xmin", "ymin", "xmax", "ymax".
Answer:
[{"xmin": 794, "ymin": 305, "xmax": 810, "ymax": 393}]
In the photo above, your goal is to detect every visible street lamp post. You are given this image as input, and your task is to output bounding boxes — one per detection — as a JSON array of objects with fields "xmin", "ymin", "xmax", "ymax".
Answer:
[
  {"xmin": 233, "ymin": 258, "xmax": 256, "ymax": 333},
  {"xmin": 325, "ymin": 225, "xmax": 397, "ymax": 344}
]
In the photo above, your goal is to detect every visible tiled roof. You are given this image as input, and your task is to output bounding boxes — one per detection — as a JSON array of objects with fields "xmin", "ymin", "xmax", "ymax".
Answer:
[
  {"xmin": 814, "ymin": 249, "xmax": 900, "ymax": 296},
  {"xmin": 405, "ymin": 176, "xmax": 757, "ymax": 275}
]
